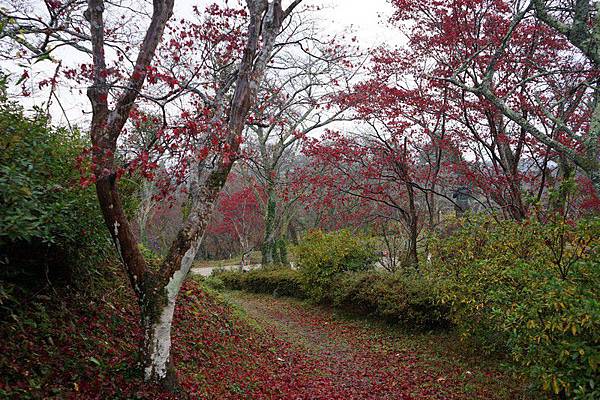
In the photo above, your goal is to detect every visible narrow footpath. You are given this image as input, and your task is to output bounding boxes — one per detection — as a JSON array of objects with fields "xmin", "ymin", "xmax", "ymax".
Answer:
[{"xmin": 224, "ymin": 291, "xmax": 530, "ymax": 400}]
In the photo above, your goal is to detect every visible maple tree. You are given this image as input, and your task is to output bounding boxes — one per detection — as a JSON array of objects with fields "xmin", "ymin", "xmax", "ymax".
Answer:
[
  {"xmin": 242, "ymin": 21, "xmax": 361, "ymax": 265},
  {"xmin": 2, "ymin": 0, "xmax": 304, "ymax": 386},
  {"xmin": 300, "ymin": 0, "xmax": 599, "ymax": 234},
  {"xmin": 293, "ymin": 0, "xmax": 600, "ymax": 273},
  {"xmin": 395, "ymin": 0, "xmax": 600, "ymax": 200},
  {"xmin": 204, "ymin": 173, "xmax": 264, "ymax": 264},
  {"xmin": 303, "ymin": 128, "xmax": 425, "ymax": 268},
  {"xmin": 383, "ymin": 0, "xmax": 568, "ymax": 219}
]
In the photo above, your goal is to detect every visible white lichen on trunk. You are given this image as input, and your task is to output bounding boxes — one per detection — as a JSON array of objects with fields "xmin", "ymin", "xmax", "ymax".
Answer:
[
  {"xmin": 144, "ymin": 245, "xmax": 198, "ymax": 381},
  {"xmin": 144, "ymin": 296, "xmax": 176, "ymax": 380}
]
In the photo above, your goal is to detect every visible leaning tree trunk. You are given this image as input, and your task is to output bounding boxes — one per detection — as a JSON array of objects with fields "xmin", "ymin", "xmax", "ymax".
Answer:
[
  {"xmin": 139, "ymin": 172, "xmax": 226, "ymax": 383},
  {"xmin": 86, "ymin": 0, "xmax": 301, "ymax": 388},
  {"xmin": 140, "ymin": 1, "xmax": 299, "ymax": 382}
]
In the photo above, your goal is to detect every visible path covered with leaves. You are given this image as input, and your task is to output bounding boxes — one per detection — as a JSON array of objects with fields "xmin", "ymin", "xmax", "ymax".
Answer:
[
  {"xmin": 0, "ymin": 280, "xmax": 529, "ymax": 399},
  {"xmin": 224, "ymin": 291, "xmax": 528, "ymax": 400}
]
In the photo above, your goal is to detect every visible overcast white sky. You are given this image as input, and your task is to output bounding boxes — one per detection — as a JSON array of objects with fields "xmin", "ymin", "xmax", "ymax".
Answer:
[
  {"xmin": 7, "ymin": 0, "xmax": 397, "ymax": 125},
  {"xmin": 172, "ymin": 0, "xmax": 396, "ymax": 46},
  {"xmin": 305, "ymin": 0, "xmax": 396, "ymax": 45}
]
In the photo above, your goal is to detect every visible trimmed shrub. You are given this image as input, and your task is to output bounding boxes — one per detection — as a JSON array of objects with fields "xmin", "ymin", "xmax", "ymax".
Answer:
[
  {"xmin": 431, "ymin": 215, "xmax": 600, "ymax": 399},
  {"xmin": 295, "ymin": 229, "xmax": 377, "ymax": 302},
  {"xmin": 333, "ymin": 271, "xmax": 449, "ymax": 330},
  {"xmin": 201, "ymin": 275, "xmax": 226, "ymax": 291},
  {"xmin": 217, "ymin": 267, "xmax": 305, "ymax": 298},
  {"xmin": 219, "ymin": 267, "xmax": 448, "ymax": 330},
  {"xmin": 218, "ymin": 270, "xmax": 245, "ymax": 290}
]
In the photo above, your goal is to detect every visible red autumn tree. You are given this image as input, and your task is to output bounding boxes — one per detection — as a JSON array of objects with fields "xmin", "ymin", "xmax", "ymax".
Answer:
[
  {"xmin": 390, "ymin": 0, "xmax": 600, "ymax": 201},
  {"xmin": 302, "ymin": 126, "xmax": 425, "ymax": 268},
  {"xmin": 2, "ymin": 0, "xmax": 304, "ymax": 386},
  {"xmin": 205, "ymin": 173, "xmax": 264, "ymax": 264}
]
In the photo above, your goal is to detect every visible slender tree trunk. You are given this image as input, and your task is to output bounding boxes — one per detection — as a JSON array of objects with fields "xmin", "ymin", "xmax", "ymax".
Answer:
[
  {"xmin": 405, "ymin": 223, "xmax": 419, "ymax": 269},
  {"xmin": 405, "ymin": 183, "xmax": 419, "ymax": 270},
  {"xmin": 288, "ymin": 221, "xmax": 299, "ymax": 245},
  {"xmin": 551, "ymin": 156, "xmax": 575, "ymax": 212},
  {"xmin": 277, "ymin": 215, "xmax": 291, "ymax": 266},
  {"xmin": 277, "ymin": 238, "xmax": 288, "ymax": 265},
  {"xmin": 271, "ymin": 241, "xmax": 281, "ymax": 264},
  {"xmin": 261, "ymin": 185, "xmax": 277, "ymax": 265},
  {"xmin": 590, "ymin": 169, "xmax": 600, "ymax": 198}
]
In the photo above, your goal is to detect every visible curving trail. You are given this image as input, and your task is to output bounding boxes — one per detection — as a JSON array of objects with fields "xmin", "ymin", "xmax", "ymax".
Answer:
[{"xmin": 225, "ymin": 291, "xmax": 530, "ymax": 400}]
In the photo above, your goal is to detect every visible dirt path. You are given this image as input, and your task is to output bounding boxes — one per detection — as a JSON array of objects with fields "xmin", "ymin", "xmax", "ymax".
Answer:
[{"xmin": 225, "ymin": 291, "xmax": 530, "ymax": 400}]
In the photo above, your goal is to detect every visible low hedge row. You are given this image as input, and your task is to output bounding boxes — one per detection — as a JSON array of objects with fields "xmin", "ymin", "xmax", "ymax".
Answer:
[
  {"xmin": 217, "ymin": 267, "xmax": 306, "ymax": 298},
  {"xmin": 332, "ymin": 271, "xmax": 449, "ymax": 329},
  {"xmin": 216, "ymin": 267, "xmax": 448, "ymax": 330}
]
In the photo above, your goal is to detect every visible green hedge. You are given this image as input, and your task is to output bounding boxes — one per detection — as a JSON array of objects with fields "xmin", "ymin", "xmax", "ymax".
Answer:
[
  {"xmin": 218, "ymin": 267, "xmax": 306, "ymax": 298},
  {"xmin": 431, "ymin": 215, "xmax": 600, "ymax": 399},
  {"xmin": 218, "ymin": 267, "xmax": 447, "ymax": 330},
  {"xmin": 332, "ymin": 271, "xmax": 449, "ymax": 329}
]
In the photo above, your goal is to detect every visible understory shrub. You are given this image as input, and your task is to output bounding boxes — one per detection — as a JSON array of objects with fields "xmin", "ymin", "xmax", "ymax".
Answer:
[
  {"xmin": 201, "ymin": 275, "xmax": 226, "ymax": 291},
  {"xmin": 295, "ymin": 229, "xmax": 378, "ymax": 302},
  {"xmin": 0, "ymin": 98, "xmax": 114, "ymax": 293},
  {"xmin": 217, "ymin": 267, "xmax": 305, "ymax": 298},
  {"xmin": 332, "ymin": 271, "xmax": 449, "ymax": 329},
  {"xmin": 431, "ymin": 215, "xmax": 600, "ymax": 399}
]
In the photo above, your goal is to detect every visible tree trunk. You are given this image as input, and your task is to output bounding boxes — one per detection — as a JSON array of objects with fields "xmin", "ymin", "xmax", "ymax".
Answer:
[
  {"xmin": 271, "ymin": 241, "xmax": 281, "ymax": 264},
  {"xmin": 590, "ymin": 169, "xmax": 600, "ymax": 199},
  {"xmin": 276, "ymin": 215, "xmax": 291, "ymax": 266},
  {"xmin": 288, "ymin": 221, "xmax": 299, "ymax": 245},
  {"xmin": 404, "ymin": 225, "xmax": 419, "ymax": 270},
  {"xmin": 140, "ymin": 244, "xmax": 197, "ymax": 385},
  {"xmin": 551, "ymin": 156, "xmax": 575, "ymax": 212},
  {"xmin": 139, "ymin": 181, "xmax": 217, "ymax": 384},
  {"xmin": 405, "ymin": 182, "xmax": 419, "ymax": 270},
  {"xmin": 85, "ymin": 0, "xmax": 301, "ymax": 389},
  {"xmin": 261, "ymin": 186, "xmax": 277, "ymax": 265},
  {"xmin": 141, "ymin": 293, "xmax": 177, "ymax": 385},
  {"xmin": 276, "ymin": 238, "xmax": 288, "ymax": 266}
]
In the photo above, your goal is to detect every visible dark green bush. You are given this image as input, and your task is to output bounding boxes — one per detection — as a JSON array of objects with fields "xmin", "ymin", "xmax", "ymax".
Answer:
[
  {"xmin": 0, "ymin": 98, "xmax": 114, "ymax": 289},
  {"xmin": 332, "ymin": 271, "xmax": 449, "ymax": 329},
  {"xmin": 217, "ymin": 267, "xmax": 305, "ymax": 298},
  {"xmin": 431, "ymin": 215, "xmax": 600, "ymax": 399},
  {"xmin": 199, "ymin": 275, "xmax": 226, "ymax": 291},
  {"xmin": 295, "ymin": 229, "xmax": 377, "ymax": 302},
  {"xmin": 2, "ymin": 107, "xmax": 94, "ymax": 245},
  {"xmin": 218, "ymin": 270, "xmax": 245, "ymax": 290}
]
